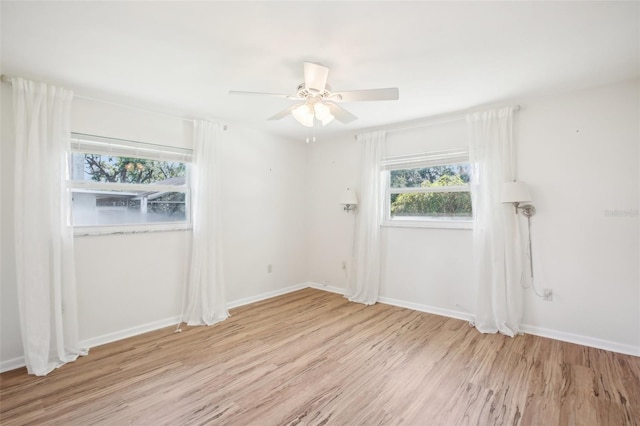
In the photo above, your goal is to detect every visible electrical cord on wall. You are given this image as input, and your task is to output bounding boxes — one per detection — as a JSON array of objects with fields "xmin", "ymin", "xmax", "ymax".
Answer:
[
  {"xmin": 344, "ymin": 210, "xmax": 357, "ymax": 286},
  {"xmin": 520, "ymin": 214, "xmax": 545, "ymax": 298}
]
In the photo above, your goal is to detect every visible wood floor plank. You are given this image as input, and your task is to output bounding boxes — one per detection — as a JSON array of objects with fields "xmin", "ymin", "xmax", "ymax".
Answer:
[{"xmin": 1, "ymin": 288, "xmax": 638, "ymax": 425}]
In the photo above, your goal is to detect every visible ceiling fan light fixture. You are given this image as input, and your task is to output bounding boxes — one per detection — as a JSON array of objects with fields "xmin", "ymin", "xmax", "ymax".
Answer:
[
  {"xmin": 314, "ymin": 102, "xmax": 334, "ymax": 126},
  {"xmin": 320, "ymin": 115, "xmax": 335, "ymax": 126},
  {"xmin": 291, "ymin": 103, "xmax": 314, "ymax": 127}
]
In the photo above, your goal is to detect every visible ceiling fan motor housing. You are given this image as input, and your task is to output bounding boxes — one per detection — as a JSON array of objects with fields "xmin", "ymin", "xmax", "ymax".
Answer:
[{"xmin": 296, "ymin": 83, "xmax": 334, "ymax": 100}]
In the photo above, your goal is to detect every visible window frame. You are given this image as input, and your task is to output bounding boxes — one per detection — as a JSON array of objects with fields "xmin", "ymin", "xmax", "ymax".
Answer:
[
  {"xmin": 382, "ymin": 149, "xmax": 473, "ymax": 230},
  {"xmin": 68, "ymin": 133, "xmax": 193, "ymax": 236}
]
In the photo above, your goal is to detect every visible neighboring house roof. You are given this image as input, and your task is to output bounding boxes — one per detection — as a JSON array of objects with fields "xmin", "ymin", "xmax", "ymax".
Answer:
[
  {"xmin": 73, "ymin": 188, "xmax": 139, "ymax": 197},
  {"xmin": 134, "ymin": 176, "xmax": 186, "ymax": 200},
  {"xmin": 74, "ymin": 176, "xmax": 186, "ymax": 200}
]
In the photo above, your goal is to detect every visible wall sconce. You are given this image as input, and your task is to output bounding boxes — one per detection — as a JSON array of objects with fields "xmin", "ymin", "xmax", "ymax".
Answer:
[
  {"xmin": 340, "ymin": 187, "xmax": 358, "ymax": 212},
  {"xmin": 501, "ymin": 181, "xmax": 536, "ymax": 217}
]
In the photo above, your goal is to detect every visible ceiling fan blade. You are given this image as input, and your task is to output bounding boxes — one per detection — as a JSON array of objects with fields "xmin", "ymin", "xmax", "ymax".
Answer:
[
  {"xmin": 332, "ymin": 87, "xmax": 399, "ymax": 102},
  {"xmin": 304, "ymin": 62, "xmax": 329, "ymax": 93},
  {"xmin": 229, "ymin": 90, "xmax": 293, "ymax": 99},
  {"xmin": 268, "ymin": 104, "xmax": 301, "ymax": 121},
  {"xmin": 325, "ymin": 102, "xmax": 358, "ymax": 124}
]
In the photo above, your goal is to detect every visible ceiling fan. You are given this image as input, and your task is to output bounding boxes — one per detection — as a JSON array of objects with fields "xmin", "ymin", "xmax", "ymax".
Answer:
[{"xmin": 229, "ymin": 62, "xmax": 399, "ymax": 127}]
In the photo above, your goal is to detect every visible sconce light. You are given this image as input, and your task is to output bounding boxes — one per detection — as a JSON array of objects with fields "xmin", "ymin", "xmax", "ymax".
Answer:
[
  {"xmin": 501, "ymin": 181, "xmax": 536, "ymax": 217},
  {"xmin": 340, "ymin": 187, "xmax": 358, "ymax": 212}
]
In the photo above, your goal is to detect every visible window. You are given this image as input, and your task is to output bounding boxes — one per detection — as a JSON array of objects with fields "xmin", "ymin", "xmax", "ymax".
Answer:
[
  {"xmin": 383, "ymin": 149, "xmax": 473, "ymax": 229},
  {"xmin": 69, "ymin": 133, "xmax": 192, "ymax": 234}
]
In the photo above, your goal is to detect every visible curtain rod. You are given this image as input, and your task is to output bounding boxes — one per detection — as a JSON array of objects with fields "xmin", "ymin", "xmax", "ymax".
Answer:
[
  {"xmin": 1, "ymin": 74, "xmax": 227, "ymax": 130},
  {"xmin": 354, "ymin": 104, "xmax": 521, "ymax": 139}
]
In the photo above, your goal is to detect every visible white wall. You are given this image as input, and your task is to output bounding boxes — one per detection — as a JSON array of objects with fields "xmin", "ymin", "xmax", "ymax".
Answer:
[
  {"xmin": 0, "ymin": 83, "xmax": 21, "ymax": 364},
  {"xmin": 70, "ymin": 98, "xmax": 193, "ymax": 345},
  {"xmin": 220, "ymin": 125, "xmax": 308, "ymax": 303},
  {"xmin": 2, "ymin": 78, "xmax": 637, "ymax": 370},
  {"xmin": 306, "ymin": 134, "xmax": 360, "ymax": 290},
  {"xmin": 306, "ymin": 120, "xmax": 477, "ymax": 317},
  {"xmin": 306, "ymin": 122, "xmax": 476, "ymax": 320},
  {"xmin": 381, "ymin": 119, "xmax": 475, "ymax": 318},
  {"xmin": 307, "ymin": 79, "xmax": 639, "ymax": 354},
  {"xmin": 517, "ymin": 79, "xmax": 639, "ymax": 351},
  {"xmin": 1, "ymin": 92, "xmax": 308, "ymax": 368}
]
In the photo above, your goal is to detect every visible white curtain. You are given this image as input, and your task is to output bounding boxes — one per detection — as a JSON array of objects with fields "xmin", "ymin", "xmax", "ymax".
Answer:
[
  {"xmin": 182, "ymin": 120, "xmax": 229, "ymax": 325},
  {"xmin": 12, "ymin": 77, "xmax": 87, "ymax": 376},
  {"xmin": 346, "ymin": 130, "xmax": 386, "ymax": 305},
  {"xmin": 467, "ymin": 106, "xmax": 524, "ymax": 336}
]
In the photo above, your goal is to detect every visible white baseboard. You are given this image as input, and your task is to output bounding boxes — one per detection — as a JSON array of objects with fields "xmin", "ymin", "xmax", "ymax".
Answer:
[
  {"xmin": 0, "ymin": 356, "xmax": 26, "ymax": 374},
  {"xmin": 75, "ymin": 287, "xmax": 640, "ymax": 359},
  {"xmin": 306, "ymin": 284, "xmax": 474, "ymax": 324},
  {"xmin": 377, "ymin": 295, "xmax": 474, "ymax": 324},
  {"xmin": 519, "ymin": 323, "xmax": 640, "ymax": 357},
  {"xmin": 308, "ymin": 282, "xmax": 346, "ymax": 295},
  {"xmin": 80, "ymin": 315, "xmax": 182, "ymax": 350},
  {"xmin": 4, "ymin": 283, "xmax": 637, "ymax": 374},
  {"xmin": 0, "ymin": 282, "xmax": 312, "ymax": 373},
  {"xmin": 82, "ymin": 282, "xmax": 313, "ymax": 350},
  {"xmin": 1, "ymin": 316, "xmax": 187, "ymax": 373},
  {"xmin": 227, "ymin": 282, "xmax": 309, "ymax": 309},
  {"xmin": 308, "ymin": 284, "xmax": 639, "ymax": 357},
  {"xmin": 305, "ymin": 283, "xmax": 474, "ymax": 323}
]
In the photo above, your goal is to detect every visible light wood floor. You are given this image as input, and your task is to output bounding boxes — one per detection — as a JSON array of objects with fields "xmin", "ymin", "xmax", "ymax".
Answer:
[{"xmin": 1, "ymin": 288, "xmax": 638, "ymax": 425}]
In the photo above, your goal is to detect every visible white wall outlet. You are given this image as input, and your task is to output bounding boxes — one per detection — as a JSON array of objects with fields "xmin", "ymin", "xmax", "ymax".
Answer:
[
  {"xmin": 543, "ymin": 288, "xmax": 553, "ymax": 301},
  {"xmin": 267, "ymin": 264, "xmax": 272, "ymax": 273}
]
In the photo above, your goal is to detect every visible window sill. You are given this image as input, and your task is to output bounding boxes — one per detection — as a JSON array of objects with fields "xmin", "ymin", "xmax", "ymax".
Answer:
[
  {"xmin": 73, "ymin": 222, "xmax": 191, "ymax": 237},
  {"xmin": 382, "ymin": 219, "xmax": 473, "ymax": 230}
]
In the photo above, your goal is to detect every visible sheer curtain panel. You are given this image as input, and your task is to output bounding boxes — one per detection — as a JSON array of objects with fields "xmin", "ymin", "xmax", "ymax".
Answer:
[
  {"xmin": 12, "ymin": 77, "xmax": 87, "ymax": 376},
  {"xmin": 467, "ymin": 106, "xmax": 524, "ymax": 337},
  {"xmin": 182, "ymin": 120, "xmax": 229, "ymax": 325},
  {"xmin": 346, "ymin": 130, "xmax": 386, "ymax": 305}
]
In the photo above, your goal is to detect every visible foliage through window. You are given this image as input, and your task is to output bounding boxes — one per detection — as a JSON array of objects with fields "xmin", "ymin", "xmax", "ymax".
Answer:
[
  {"xmin": 384, "ymin": 151, "xmax": 473, "ymax": 226},
  {"xmin": 69, "ymin": 133, "xmax": 192, "ymax": 230}
]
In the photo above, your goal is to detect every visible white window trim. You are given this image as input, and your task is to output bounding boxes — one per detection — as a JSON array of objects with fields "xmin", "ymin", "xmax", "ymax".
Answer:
[
  {"xmin": 69, "ymin": 132, "xmax": 192, "ymax": 235},
  {"xmin": 382, "ymin": 217, "xmax": 473, "ymax": 230},
  {"xmin": 74, "ymin": 222, "xmax": 191, "ymax": 237},
  {"xmin": 71, "ymin": 181, "xmax": 187, "ymax": 193},
  {"xmin": 389, "ymin": 185, "xmax": 469, "ymax": 194},
  {"xmin": 71, "ymin": 133, "xmax": 192, "ymax": 163},
  {"xmin": 382, "ymin": 148, "xmax": 473, "ymax": 230}
]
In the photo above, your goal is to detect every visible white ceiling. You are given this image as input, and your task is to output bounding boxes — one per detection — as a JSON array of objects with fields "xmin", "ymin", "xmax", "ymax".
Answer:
[{"xmin": 2, "ymin": 1, "xmax": 638, "ymax": 141}]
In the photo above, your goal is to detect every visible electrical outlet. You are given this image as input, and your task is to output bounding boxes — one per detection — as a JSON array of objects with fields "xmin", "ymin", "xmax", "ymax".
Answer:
[
  {"xmin": 341, "ymin": 261, "xmax": 347, "ymax": 269},
  {"xmin": 543, "ymin": 288, "xmax": 553, "ymax": 301},
  {"xmin": 267, "ymin": 264, "xmax": 272, "ymax": 273}
]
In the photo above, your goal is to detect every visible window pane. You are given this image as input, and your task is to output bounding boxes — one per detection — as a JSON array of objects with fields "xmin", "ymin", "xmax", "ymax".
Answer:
[
  {"xmin": 71, "ymin": 153, "xmax": 186, "ymax": 185},
  {"xmin": 390, "ymin": 163, "xmax": 470, "ymax": 188},
  {"xmin": 390, "ymin": 191, "xmax": 472, "ymax": 220},
  {"xmin": 72, "ymin": 189, "xmax": 187, "ymax": 226}
]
